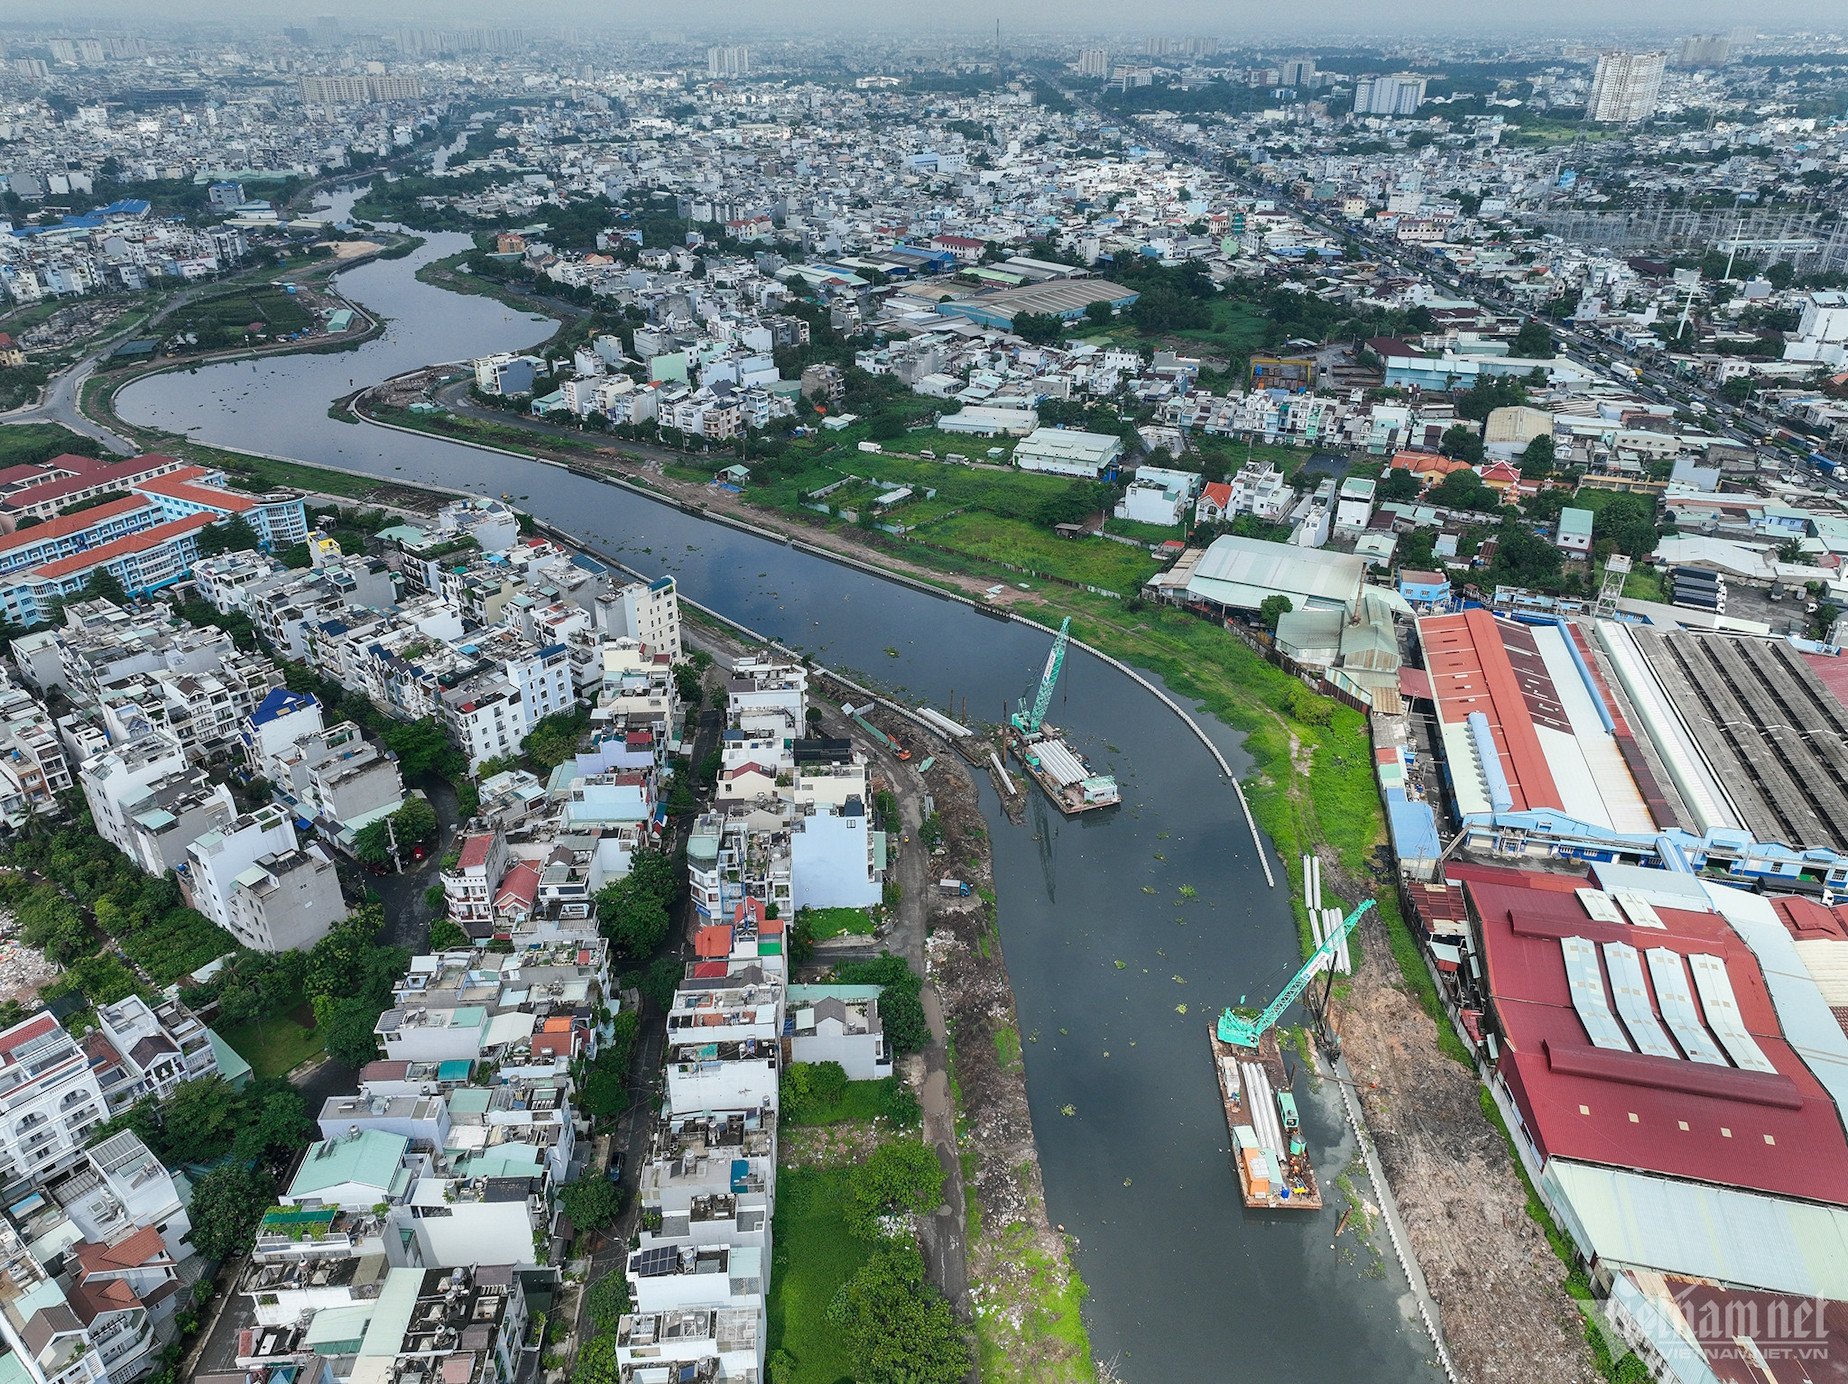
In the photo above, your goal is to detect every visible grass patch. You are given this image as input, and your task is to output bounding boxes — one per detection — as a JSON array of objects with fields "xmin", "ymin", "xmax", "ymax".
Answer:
[
  {"xmin": 766, "ymin": 1165, "xmax": 877, "ymax": 1384},
  {"xmin": 221, "ymin": 1010, "xmax": 324, "ymax": 1078},
  {"xmin": 0, "ymin": 422, "xmax": 109, "ymax": 469},
  {"xmin": 1104, "ymin": 516, "xmax": 1184, "ymax": 545},
  {"xmin": 916, "ymin": 512, "xmax": 1160, "ymax": 593},
  {"xmin": 993, "ymin": 1024, "xmax": 1021, "ymax": 1068},
  {"xmin": 781, "ymin": 1078, "xmax": 903, "ymax": 1128},
  {"xmin": 800, "ymin": 905, "xmax": 878, "ymax": 940}
]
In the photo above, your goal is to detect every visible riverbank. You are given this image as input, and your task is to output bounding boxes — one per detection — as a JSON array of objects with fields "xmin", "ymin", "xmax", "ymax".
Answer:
[{"xmin": 332, "ymin": 388, "xmax": 1607, "ymax": 1384}]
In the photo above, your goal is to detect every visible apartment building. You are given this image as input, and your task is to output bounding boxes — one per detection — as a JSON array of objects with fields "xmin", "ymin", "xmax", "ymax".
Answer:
[
  {"xmin": 0, "ymin": 1015, "xmax": 113, "ymax": 1195},
  {"xmin": 80, "ymin": 734, "xmax": 237, "ymax": 875},
  {"xmin": 0, "ymin": 676, "xmax": 71, "ymax": 827},
  {"xmin": 182, "ymin": 805, "xmax": 347, "ymax": 952},
  {"xmin": 594, "ymin": 575, "xmax": 683, "ymax": 662}
]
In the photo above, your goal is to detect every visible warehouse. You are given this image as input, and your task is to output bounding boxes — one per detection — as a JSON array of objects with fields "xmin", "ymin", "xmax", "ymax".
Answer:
[
  {"xmin": 1452, "ymin": 861, "xmax": 1848, "ymax": 1303},
  {"xmin": 1600, "ymin": 623, "xmax": 1848, "ymax": 852},
  {"xmin": 1178, "ymin": 534, "xmax": 1365, "ymax": 616},
  {"xmin": 1415, "ymin": 608, "xmax": 1662, "ymax": 833},
  {"xmin": 936, "ymin": 278, "xmax": 1140, "ymax": 330}
]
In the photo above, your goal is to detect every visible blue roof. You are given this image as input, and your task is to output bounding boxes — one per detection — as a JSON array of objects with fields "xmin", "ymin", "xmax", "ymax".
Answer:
[
  {"xmin": 250, "ymin": 687, "xmax": 318, "ymax": 727},
  {"xmin": 11, "ymin": 199, "xmax": 150, "ymax": 238}
]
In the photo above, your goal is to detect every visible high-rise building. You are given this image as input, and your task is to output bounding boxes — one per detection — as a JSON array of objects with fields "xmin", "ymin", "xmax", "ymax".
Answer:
[
  {"xmin": 707, "ymin": 44, "xmax": 750, "ymax": 79},
  {"xmin": 298, "ymin": 73, "xmax": 423, "ymax": 105},
  {"xmin": 1352, "ymin": 74, "xmax": 1428, "ymax": 117},
  {"xmin": 1586, "ymin": 50, "xmax": 1667, "ymax": 124},
  {"xmin": 1280, "ymin": 56, "xmax": 1318, "ymax": 88},
  {"xmin": 1076, "ymin": 48, "xmax": 1110, "ymax": 79},
  {"xmin": 1675, "ymin": 34, "xmax": 1732, "ymax": 68}
]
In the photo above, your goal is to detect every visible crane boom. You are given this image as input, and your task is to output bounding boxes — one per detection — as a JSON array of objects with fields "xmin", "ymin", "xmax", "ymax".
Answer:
[
  {"xmin": 1012, "ymin": 617, "xmax": 1070, "ymax": 736},
  {"xmin": 1217, "ymin": 899, "xmax": 1375, "ymax": 1048}
]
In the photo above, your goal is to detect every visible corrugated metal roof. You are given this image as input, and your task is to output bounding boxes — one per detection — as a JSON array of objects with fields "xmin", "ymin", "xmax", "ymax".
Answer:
[{"xmin": 1543, "ymin": 1159, "xmax": 1848, "ymax": 1299}]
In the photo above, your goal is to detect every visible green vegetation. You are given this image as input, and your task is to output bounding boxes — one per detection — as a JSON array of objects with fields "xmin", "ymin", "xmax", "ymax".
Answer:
[
  {"xmin": 799, "ymin": 905, "xmax": 878, "ymax": 940},
  {"xmin": 165, "ymin": 285, "xmax": 313, "ymax": 351},
  {"xmin": 0, "ymin": 422, "xmax": 108, "ymax": 470},
  {"xmin": 781, "ymin": 1069, "xmax": 918, "ymax": 1128},
  {"xmin": 767, "ymin": 1166, "xmax": 880, "ymax": 1384},
  {"xmin": 917, "ymin": 512, "xmax": 1159, "ymax": 593},
  {"xmin": 593, "ymin": 847, "xmax": 684, "ymax": 967},
  {"xmin": 832, "ymin": 955, "xmax": 928, "ymax": 1055},
  {"xmin": 0, "ymin": 810, "xmax": 237, "ymax": 995},
  {"xmin": 221, "ymin": 1012, "xmax": 325, "ymax": 1078}
]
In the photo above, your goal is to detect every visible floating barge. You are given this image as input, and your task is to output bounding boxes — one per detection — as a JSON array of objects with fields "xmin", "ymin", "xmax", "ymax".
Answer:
[
  {"xmin": 1209, "ymin": 1028, "xmax": 1322, "ymax": 1210},
  {"xmin": 1007, "ymin": 724, "xmax": 1119, "ymax": 815}
]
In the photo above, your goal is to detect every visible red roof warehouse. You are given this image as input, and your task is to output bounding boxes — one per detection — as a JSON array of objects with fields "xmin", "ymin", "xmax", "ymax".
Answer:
[{"xmin": 1456, "ymin": 862, "xmax": 1848, "ymax": 1205}]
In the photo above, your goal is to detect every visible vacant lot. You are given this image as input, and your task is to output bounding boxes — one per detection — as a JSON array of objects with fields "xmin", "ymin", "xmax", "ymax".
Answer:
[
  {"xmin": 222, "ymin": 1008, "xmax": 324, "ymax": 1078},
  {"xmin": 916, "ymin": 512, "xmax": 1161, "ymax": 593},
  {"xmin": 766, "ymin": 1165, "xmax": 877, "ymax": 1384},
  {"xmin": 169, "ymin": 285, "xmax": 312, "ymax": 347}
]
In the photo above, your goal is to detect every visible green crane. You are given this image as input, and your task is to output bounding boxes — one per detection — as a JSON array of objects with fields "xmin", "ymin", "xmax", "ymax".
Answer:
[
  {"xmin": 1011, "ymin": 617, "xmax": 1070, "ymax": 737},
  {"xmin": 1216, "ymin": 899, "xmax": 1375, "ymax": 1048}
]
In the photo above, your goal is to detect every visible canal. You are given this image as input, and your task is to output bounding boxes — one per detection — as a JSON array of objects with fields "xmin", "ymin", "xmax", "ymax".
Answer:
[{"xmin": 117, "ymin": 188, "xmax": 1444, "ymax": 1384}]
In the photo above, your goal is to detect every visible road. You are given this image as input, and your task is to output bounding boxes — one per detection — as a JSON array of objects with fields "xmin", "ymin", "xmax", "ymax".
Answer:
[{"xmin": 569, "ymin": 703, "xmax": 722, "ymax": 1342}]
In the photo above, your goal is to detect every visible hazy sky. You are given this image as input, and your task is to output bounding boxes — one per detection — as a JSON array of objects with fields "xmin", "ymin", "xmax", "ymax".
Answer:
[{"xmin": 22, "ymin": 0, "xmax": 1848, "ymax": 36}]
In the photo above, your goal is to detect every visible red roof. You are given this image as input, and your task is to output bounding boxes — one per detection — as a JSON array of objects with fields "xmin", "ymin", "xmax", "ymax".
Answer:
[
  {"xmin": 0, "ymin": 496, "xmax": 154, "ymax": 555},
  {"xmin": 494, "ymin": 861, "xmax": 540, "ymax": 911},
  {"xmin": 455, "ymin": 833, "xmax": 495, "ymax": 871},
  {"xmin": 133, "ymin": 464, "xmax": 257, "ymax": 513},
  {"xmin": 1418, "ymin": 608, "xmax": 1561, "ymax": 813},
  {"xmin": 2, "ymin": 454, "xmax": 180, "ymax": 512},
  {"xmin": 74, "ymin": 1226, "xmax": 168, "ymax": 1274},
  {"xmin": 692, "ymin": 961, "xmax": 730, "ymax": 979},
  {"xmin": 695, "ymin": 925, "xmax": 733, "ymax": 959},
  {"xmin": 0, "ymin": 1013, "xmax": 58, "ymax": 1058},
  {"xmin": 1199, "ymin": 481, "xmax": 1233, "ymax": 510},
  {"xmin": 1455, "ymin": 862, "xmax": 1848, "ymax": 1204},
  {"xmin": 28, "ymin": 513, "xmax": 214, "ymax": 580}
]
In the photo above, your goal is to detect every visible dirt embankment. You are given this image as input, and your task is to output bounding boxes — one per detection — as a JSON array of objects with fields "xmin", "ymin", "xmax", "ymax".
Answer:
[
  {"xmin": 924, "ymin": 757, "xmax": 1092, "ymax": 1382},
  {"xmin": 1338, "ymin": 909, "xmax": 1597, "ymax": 1384}
]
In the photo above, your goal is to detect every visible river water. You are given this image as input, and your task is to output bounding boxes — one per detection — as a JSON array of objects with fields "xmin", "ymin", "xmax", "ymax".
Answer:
[{"xmin": 118, "ymin": 188, "xmax": 1444, "ymax": 1384}]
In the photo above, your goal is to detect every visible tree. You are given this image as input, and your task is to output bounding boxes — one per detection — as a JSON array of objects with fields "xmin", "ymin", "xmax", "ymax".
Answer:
[
  {"xmin": 1083, "ymin": 300, "xmax": 1114, "ymax": 326},
  {"xmin": 584, "ymin": 1275, "xmax": 632, "ymax": 1334},
  {"xmin": 196, "ymin": 516, "xmax": 261, "ymax": 556},
  {"xmin": 79, "ymin": 569, "xmax": 128, "ymax": 606},
  {"xmin": 1258, "ymin": 594, "xmax": 1293, "ymax": 631},
  {"xmin": 1438, "ymin": 423, "xmax": 1485, "ymax": 464},
  {"xmin": 232, "ymin": 1080, "xmax": 314, "ymax": 1166},
  {"xmin": 427, "ymin": 919, "xmax": 470, "ymax": 951},
  {"xmin": 1512, "ymin": 320, "xmax": 1556, "ymax": 358},
  {"xmin": 835, "ymin": 956, "xmax": 928, "ymax": 1054},
  {"xmin": 187, "ymin": 1163, "xmax": 276, "ymax": 1261},
  {"xmin": 828, "ymin": 1244, "xmax": 970, "ymax": 1384},
  {"xmin": 319, "ymin": 998, "xmax": 385, "ymax": 1069},
  {"xmin": 159, "ymin": 1077, "xmax": 249, "ymax": 1165},
  {"xmin": 596, "ymin": 879, "xmax": 671, "ymax": 963},
  {"xmin": 574, "ymin": 1335, "xmax": 620, "ymax": 1384},
  {"xmin": 1519, "ymin": 434, "xmax": 1556, "ymax": 480},
  {"xmin": 559, "ymin": 1175, "xmax": 624, "ymax": 1233},
  {"xmin": 1012, "ymin": 311, "xmax": 1065, "ymax": 345},
  {"xmin": 1593, "ymin": 491, "xmax": 1661, "ymax": 559},
  {"xmin": 1378, "ymin": 468, "xmax": 1422, "ymax": 503},
  {"xmin": 380, "ymin": 719, "xmax": 457, "ymax": 778},
  {"xmin": 1428, "ymin": 468, "xmax": 1497, "ymax": 511},
  {"xmin": 522, "ymin": 708, "xmax": 589, "ymax": 770},
  {"xmin": 844, "ymin": 1139, "xmax": 946, "ymax": 1238}
]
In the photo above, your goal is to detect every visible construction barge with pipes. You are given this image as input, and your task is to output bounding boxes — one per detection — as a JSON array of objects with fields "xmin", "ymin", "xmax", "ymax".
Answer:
[
  {"xmin": 1006, "ymin": 618, "xmax": 1120, "ymax": 815},
  {"xmin": 1211, "ymin": 1029, "xmax": 1321, "ymax": 1210},
  {"xmin": 1211, "ymin": 898, "xmax": 1374, "ymax": 1211}
]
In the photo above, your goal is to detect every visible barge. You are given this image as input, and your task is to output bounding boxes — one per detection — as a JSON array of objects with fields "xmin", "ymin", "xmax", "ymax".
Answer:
[
  {"xmin": 1210, "ymin": 1028, "xmax": 1322, "ymax": 1211},
  {"xmin": 1007, "ymin": 724, "xmax": 1119, "ymax": 815}
]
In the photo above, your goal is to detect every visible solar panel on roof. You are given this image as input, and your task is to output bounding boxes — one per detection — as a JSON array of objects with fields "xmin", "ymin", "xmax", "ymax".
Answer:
[
  {"xmin": 634, "ymin": 1246, "xmax": 678, "ymax": 1277},
  {"xmin": 1561, "ymin": 937, "xmax": 1632, "ymax": 1052},
  {"xmin": 1577, "ymin": 890, "xmax": 1625, "ymax": 925},
  {"xmin": 1687, "ymin": 953, "xmax": 1777, "ymax": 1073},
  {"xmin": 1645, "ymin": 949, "xmax": 1727, "ymax": 1066},
  {"xmin": 1601, "ymin": 942, "xmax": 1679, "ymax": 1060}
]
